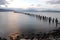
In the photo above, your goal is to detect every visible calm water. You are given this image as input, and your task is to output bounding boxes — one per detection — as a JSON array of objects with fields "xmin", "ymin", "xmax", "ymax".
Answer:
[{"xmin": 0, "ymin": 12, "xmax": 60, "ymax": 37}]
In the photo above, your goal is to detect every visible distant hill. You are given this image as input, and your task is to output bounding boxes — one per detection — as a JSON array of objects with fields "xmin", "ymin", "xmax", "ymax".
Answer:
[
  {"xmin": 14, "ymin": 8, "xmax": 60, "ymax": 12},
  {"xmin": 0, "ymin": 9, "xmax": 13, "ymax": 12},
  {"xmin": 0, "ymin": 8, "xmax": 60, "ymax": 12}
]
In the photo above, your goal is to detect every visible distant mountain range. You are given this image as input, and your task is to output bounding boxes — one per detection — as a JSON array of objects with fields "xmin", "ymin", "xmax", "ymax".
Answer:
[
  {"xmin": 13, "ymin": 8, "xmax": 60, "ymax": 12},
  {"xmin": 0, "ymin": 8, "xmax": 13, "ymax": 12},
  {"xmin": 0, "ymin": 8, "xmax": 60, "ymax": 12}
]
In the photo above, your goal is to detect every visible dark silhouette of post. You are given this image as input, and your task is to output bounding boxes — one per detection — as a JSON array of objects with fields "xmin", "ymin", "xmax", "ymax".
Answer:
[
  {"xmin": 43, "ymin": 16, "xmax": 45, "ymax": 20},
  {"xmin": 0, "ymin": 37, "xmax": 2, "ymax": 40},
  {"xmin": 49, "ymin": 17, "xmax": 51, "ymax": 24},
  {"xmin": 52, "ymin": 18, "xmax": 54, "ymax": 23},
  {"xmin": 55, "ymin": 18, "xmax": 58, "ymax": 27}
]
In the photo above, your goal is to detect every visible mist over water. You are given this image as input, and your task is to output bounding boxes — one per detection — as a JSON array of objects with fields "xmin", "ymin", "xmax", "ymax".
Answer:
[
  {"xmin": 27, "ymin": 12, "xmax": 60, "ymax": 21},
  {"xmin": 0, "ymin": 12, "xmax": 60, "ymax": 38}
]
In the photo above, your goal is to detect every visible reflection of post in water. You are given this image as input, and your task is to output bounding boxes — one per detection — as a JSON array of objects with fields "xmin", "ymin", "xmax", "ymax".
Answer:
[
  {"xmin": 44, "ymin": 16, "xmax": 48, "ymax": 21},
  {"xmin": 55, "ymin": 18, "xmax": 58, "ymax": 27},
  {"xmin": 39, "ymin": 15, "xmax": 42, "ymax": 20},
  {"xmin": 35, "ymin": 15, "xmax": 38, "ymax": 19},
  {"xmin": 40, "ymin": 16, "xmax": 42, "ymax": 20}
]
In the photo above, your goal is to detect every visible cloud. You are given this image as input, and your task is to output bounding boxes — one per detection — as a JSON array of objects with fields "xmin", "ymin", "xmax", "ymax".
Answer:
[
  {"xmin": 38, "ymin": 0, "xmax": 60, "ymax": 9},
  {"xmin": 47, "ymin": 0, "xmax": 60, "ymax": 4},
  {"xmin": 36, "ymin": 4, "xmax": 41, "ymax": 7},
  {"xmin": 0, "ymin": 0, "xmax": 8, "ymax": 5}
]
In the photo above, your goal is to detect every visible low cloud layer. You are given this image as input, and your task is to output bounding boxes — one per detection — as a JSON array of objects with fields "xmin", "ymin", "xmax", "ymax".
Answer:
[{"xmin": 47, "ymin": 0, "xmax": 60, "ymax": 4}]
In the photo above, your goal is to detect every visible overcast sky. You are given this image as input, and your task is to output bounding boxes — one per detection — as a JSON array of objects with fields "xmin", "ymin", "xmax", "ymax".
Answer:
[{"xmin": 0, "ymin": 0, "xmax": 60, "ymax": 10}]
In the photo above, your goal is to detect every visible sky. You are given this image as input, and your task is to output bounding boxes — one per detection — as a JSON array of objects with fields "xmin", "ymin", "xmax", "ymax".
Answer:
[{"xmin": 0, "ymin": 0, "xmax": 60, "ymax": 10}]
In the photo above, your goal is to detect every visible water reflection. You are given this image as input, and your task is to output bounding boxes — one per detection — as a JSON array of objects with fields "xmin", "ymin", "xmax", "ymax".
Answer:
[
  {"xmin": 8, "ymin": 12, "xmax": 19, "ymax": 33},
  {"xmin": 0, "ymin": 12, "xmax": 60, "ymax": 38}
]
